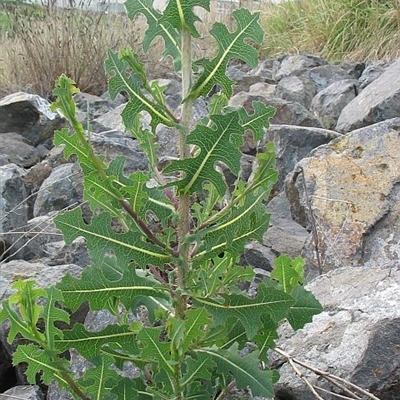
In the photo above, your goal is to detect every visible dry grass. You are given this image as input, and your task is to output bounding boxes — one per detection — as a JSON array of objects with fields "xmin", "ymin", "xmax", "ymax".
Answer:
[{"xmin": 260, "ymin": 0, "xmax": 400, "ymax": 62}]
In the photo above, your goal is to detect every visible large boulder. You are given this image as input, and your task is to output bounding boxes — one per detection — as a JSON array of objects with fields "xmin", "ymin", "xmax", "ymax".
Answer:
[
  {"xmin": 272, "ymin": 265, "xmax": 400, "ymax": 400},
  {"xmin": 336, "ymin": 58, "xmax": 400, "ymax": 132},
  {"xmin": 0, "ymin": 92, "xmax": 64, "ymax": 146},
  {"xmin": 285, "ymin": 118, "xmax": 400, "ymax": 276}
]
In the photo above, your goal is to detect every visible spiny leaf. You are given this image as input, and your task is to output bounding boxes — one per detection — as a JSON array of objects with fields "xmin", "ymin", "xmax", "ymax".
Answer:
[
  {"xmin": 189, "ymin": 8, "xmax": 264, "ymax": 99},
  {"xmin": 182, "ymin": 308, "xmax": 211, "ymax": 353},
  {"xmin": 271, "ymin": 255, "xmax": 305, "ymax": 294},
  {"xmin": 287, "ymin": 285, "xmax": 323, "ymax": 330},
  {"xmin": 41, "ymin": 287, "xmax": 70, "ymax": 348},
  {"xmin": 181, "ymin": 353, "xmax": 215, "ymax": 386},
  {"xmin": 164, "ymin": 112, "xmax": 243, "ymax": 196},
  {"xmin": 0, "ymin": 301, "xmax": 42, "ymax": 344},
  {"xmin": 13, "ymin": 343, "xmax": 69, "ymax": 386},
  {"xmin": 161, "ymin": 0, "xmax": 210, "ymax": 38},
  {"xmin": 57, "ymin": 264, "xmax": 169, "ymax": 313},
  {"xmin": 125, "ymin": 0, "xmax": 181, "ymax": 69},
  {"xmin": 105, "ymin": 49, "xmax": 174, "ymax": 130},
  {"xmin": 237, "ymin": 101, "xmax": 276, "ymax": 140},
  {"xmin": 51, "ymin": 74, "xmax": 79, "ymax": 121},
  {"xmin": 79, "ymin": 354, "xmax": 118, "ymax": 400},
  {"xmin": 56, "ymin": 324, "xmax": 139, "ymax": 360},
  {"xmin": 194, "ymin": 282, "xmax": 294, "ymax": 339},
  {"xmin": 192, "ymin": 190, "xmax": 270, "ymax": 263},
  {"xmin": 111, "ymin": 377, "xmax": 151, "ymax": 400},
  {"xmin": 54, "ymin": 207, "xmax": 170, "ymax": 267},
  {"xmin": 196, "ymin": 343, "xmax": 275, "ymax": 398},
  {"xmin": 252, "ymin": 314, "xmax": 278, "ymax": 363}
]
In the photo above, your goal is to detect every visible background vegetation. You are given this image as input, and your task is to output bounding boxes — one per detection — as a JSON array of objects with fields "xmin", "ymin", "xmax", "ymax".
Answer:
[{"xmin": 0, "ymin": 0, "xmax": 399, "ymax": 98}]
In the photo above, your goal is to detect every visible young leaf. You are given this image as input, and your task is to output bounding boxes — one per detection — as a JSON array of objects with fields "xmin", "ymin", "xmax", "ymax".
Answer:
[
  {"xmin": 13, "ymin": 343, "xmax": 69, "ymax": 386},
  {"xmin": 188, "ymin": 8, "xmax": 264, "ymax": 99},
  {"xmin": 160, "ymin": 0, "xmax": 210, "ymax": 38},
  {"xmin": 271, "ymin": 255, "xmax": 305, "ymax": 293},
  {"xmin": 164, "ymin": 112, "xmax": 243, "ymax": 196},
  {"xmin": 124, "ymin": 0, "xmax": 181, "ymax": 70},
  {"xmin": 105, "ymin": 49, "xmax": 175, "ymax": 130},
  {"xmin": 196, "ymin": 343, "xmax": 275, "ymax": 398}
]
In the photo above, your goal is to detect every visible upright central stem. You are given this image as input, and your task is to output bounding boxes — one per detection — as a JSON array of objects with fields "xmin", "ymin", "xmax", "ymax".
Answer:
[{"xmin": 176, "ymin": 29, "xmax": 194, "ymax": 316}]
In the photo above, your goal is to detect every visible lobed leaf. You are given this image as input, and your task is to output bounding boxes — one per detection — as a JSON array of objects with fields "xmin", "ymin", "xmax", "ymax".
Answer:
[
  {"xmin": 125, "ymin": 0, "xmax": 181, "ymax": 69},
  {"xmin": 164, "ymin": 112, "xmax": 243, "ymax": 196},
  {"xmin": 196, "ymin": 343, "xmax": 275, "ymax": 398},
  {"xmin": 194, "ymin": 282, "xmax": 294, "ymax": 339},
  {"xmin": 161, "ymin": 0, "xmax": 210, "ymax": 38},
  {"xmin": 189, "ymin": 8, "xmax": 264, "ymax": 99},
  {"xmin": 54, "ymin": 207, "xmax": 170, "ymax": 268},
  {"xmin": 56, "ymin": 263, "xmax": 170, "ymax": 312}
]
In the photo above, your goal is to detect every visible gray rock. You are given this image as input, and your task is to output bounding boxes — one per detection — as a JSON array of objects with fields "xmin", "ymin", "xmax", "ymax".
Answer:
[
  {"xmin": 262, "ymin": 124, "xmax": 341, "ymax": 191},
  {"xmin": 274, "ymin": 75, "xmax": 316, "ymax": 109},
  {"xmin": 359, "ymin": 62, "xmax": 386, "ymax": 89},
  {"xmin": 307, "ymin": 64, "xmax": 356, "ymax": 92},
  {"xmin": 0, "ymin": 132, "xmax": 40, "ymax": 168},
  {"xmin": 310, "ymin": 79, "xmax": 359, "ymax": 129},
  {"xmin": 274, "ymin": 54, "xmax": 326, "ymax": 81},
  {"xmin": 33, "ymin": 163, "xmax": 82, "ymax": 218},
  {"xmin": 263, "ymin": 192, "xmax": 309, "ymax": 259},
  {"xmin": 229, "ymin": 93, "xmax": 322, "ymax": 127},
  {"xmin": 336, "ymin": 58, "xmax": 400, "ymax": 133},
  {"xmin": 1, "ymin": 385, "xmax": 44, "ymax": 400},
  {"xmin": 242, "ymin": 241, "xmax": 275, "ymax": 271},
  {"xmin": 0, "ymin": 164, "xmax": 28, "ymax": 261},
  {"xmin": 0, "ymin": 92, "xmax": 64, "ymax": 146},
  {"xmin": 249, "ymin": 58, "xmax": 277, "ymax": 83},
  {"xmin": 336, "ymin": 60, "xmax": 365, "ymax": 80},
  {"xmin": 248, "ymin": 82, "xmax": 276, "ymax": 97},
  {"xmin": 273, "ymin": 266, "xmax": 400, "ymax": 400},
  {"xmin": 93, "ymin": 103, "xmax": 125, "ymax": 132},
  {"xmin": 285, "ymin": 118, "xmax": 400, "ymax": 274}
]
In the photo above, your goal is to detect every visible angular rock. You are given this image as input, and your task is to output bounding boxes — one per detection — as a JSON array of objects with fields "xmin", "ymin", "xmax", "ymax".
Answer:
[
  {"xmin": 359, "ymin": 62, "xmax": 386, "ymax": 89},
  {"xmin": 229, "ymin": 92, "xmax": 322, "ymax": 128},
  {"xmin": 0, "ymin": 385, "xmax": 44, "ymax": 400},
  {"xmin": 33, "ymin": 163, "xmax": 82, "ymax": 217},
  {"xmin": 0, "ymin": 164, "xmax": 28, "ymax": 261},
  {"xmin": 273, "ymin": 265, "xmax": 400, "ymax": 400},
  {"xmin": 263, "ymin": 192, "xmax": 309, "ymax": 259},
  {"xmin": 336, "ymin": 58, "xmax": 400, "ymax": 133},
  {"xmin": 285, "ymin": 118, "xmax": 400, "ymax": 274},
  {"xmin": 0, "ymin": 92, "xmax": 64, "ymax": 146},
  {"xmin": 310, "ymin": 79, "xmax": 359, "ymax": 129},
  {"xmin": 248, "ymin": 82, "xmax": 276, "ymax": 97},
  {"xmin": 262, "ymin": 124, "xmax": 341, "ymax": 191},
  {"xmin": 307, "ymin": 64, "xmax": 356, "ymax": 92},
  {"xmin": 0, "ymin": 132, "xmax": 40, "ymax": 168},
  {"xmin": 274, "ymin": 54, "xmax": 326, "ymax": 81},
  {"xmin": 249, "ymin": 58, "xmax": 277, "ymax": 83},
  {"xmin": 336, "ymin": 60, "xmax": 365, "ymax": 80},
  {"xmin": 274, "ymin": 75, "xmax": 316, "ymax": 109}
]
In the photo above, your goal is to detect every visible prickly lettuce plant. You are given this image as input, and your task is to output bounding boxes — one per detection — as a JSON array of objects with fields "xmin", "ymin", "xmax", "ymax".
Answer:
[{"xmin": 0, "ymin": 1, "xmax": 322, "ymax": 399}]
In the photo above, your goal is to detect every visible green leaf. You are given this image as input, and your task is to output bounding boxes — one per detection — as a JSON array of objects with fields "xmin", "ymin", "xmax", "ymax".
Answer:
[
  {"xmin": 125, "ymin": 0, "xmax": 181, "ymax": 69},
  {"xmin": 196, "ymin": 343, "xmax": 275, "ymax": 398},
  {"xmin": 13, "ymin": 343, "xmax": 69, "ymax": 386},
  {"xmin": 192, "ymin": 190, "xmax": 270, "ymax": 262},
  {"xmin": 287, "ymin": 285, "xmax": 323, "ymax": 330},
  {"xmin": 194, "ymin": 282, "xmax": 294, "ymax": 339},
  {"xmin": 56, "ymin": 324, "xmax": 139, "ymax": 360},
  {"xmin": 105, "ymin": 49, "xmax": 174, "ymax": 130},
  {"xmin": 161, "ymin": 0, "xmax": 210, "ymax": 38},
  {"xmin": 54, "ymin": 207, "xmax": 170, "ymax": 267},
  {"xmin": 79, "ymin": 354, "xmax": 118, "ymax": 400},
  {"xmin": 181, "ymin": 353, "xmax": 215, "ymax": 386},
  {"xmin": 0, "ymin": 301, "xmax": 41, "ymax": 344},
  {"xmin": 51, "ymin": 74, "xmax": 79, "ymax": 121},
  {"xmin": 164, "ymin": 112, "xmax": 243, "ymax": 196},
  {"xmin": 189, "ymin": 8, "xmax": 264, "ymax": 99},
  {"xmin": 57, "ymin": 263, "xmax": 169, "ymax": 313},
  {"xmin": 271, "ymin": 255, "xmax": 305, "ymax": 293},
  {"xmin": 41, "ymin": 287, "xmax": 70, "ymax": 348},
  {"xmin": 252, "ymin": 314, "xmax": 278, "ymax": 362},
  {"xmin": 111, "ymin": 377, "xmax": 151, "ymax": 400},
  {"xmin": 182, "ymin": 308, "xmax": 211, "ymax": 353},
  {"xmin": 236, "ymin": 101, "xmax": 276, "ymax": 141}
]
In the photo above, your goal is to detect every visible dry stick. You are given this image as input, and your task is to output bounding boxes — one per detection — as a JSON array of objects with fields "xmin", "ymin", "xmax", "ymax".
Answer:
[
  {"xmin": 298, "ymin": 167, "xmax": 323, "ymax": 274},
  {"xmin": 274, "ymin": 347, "xmax": 381, "ymax": 400},
  {"xmin": 315, "ymin": 385, "xmax": 361, "ymax": 400}
]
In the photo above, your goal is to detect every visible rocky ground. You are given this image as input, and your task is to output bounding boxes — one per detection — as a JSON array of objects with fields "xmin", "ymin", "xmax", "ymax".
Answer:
[{"xmin": 1, "ymin": 54, "xmax": 400, "ymax": 399}]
